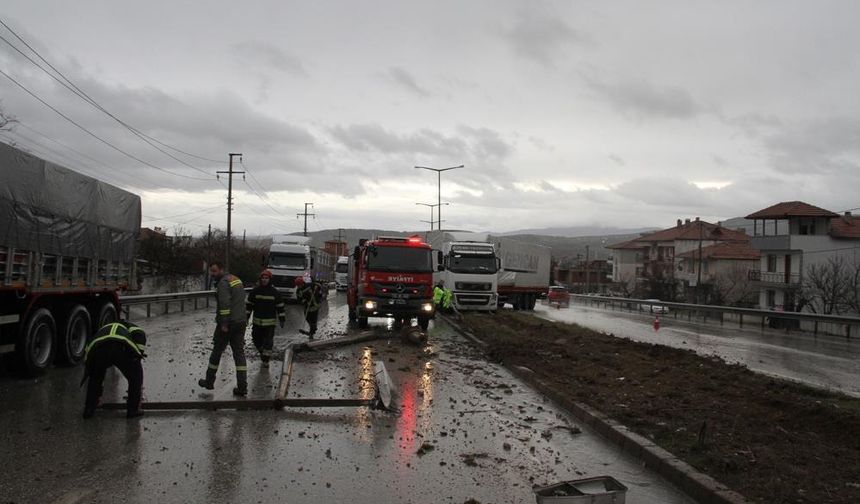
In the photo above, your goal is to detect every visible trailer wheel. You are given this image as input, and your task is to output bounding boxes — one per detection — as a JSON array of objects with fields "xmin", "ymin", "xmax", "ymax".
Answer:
[
  {"xmin": 357, "ymin": 315, "xmax": 369, "ymax": 329},
  {"xmin": 57, "ymin": 304, "xmax": 91, "ymax": 365},
  {"xmin": 527, "ymin": 294, "xmax": 537, "ymax": 310},
  {"xmin": 94, "ymin": 301, "xmax": 118, "ymax": 328},
  {"xmin": 418, "ymin": 317, "xmax": 430, "ymax": 331},
  {"xmin": 17, "ymin": 308, "xmax": 56, "ymax": 376}
]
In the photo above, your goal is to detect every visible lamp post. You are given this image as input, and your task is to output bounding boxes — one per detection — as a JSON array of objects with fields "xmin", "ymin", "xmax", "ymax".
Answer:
[
  {"xmin": 415, "ymin": 202, "xmax": 449, "ymax": 231},
  {"xmin": 414, "ymin": 165, "xmax": 463, "ymax": 230}
]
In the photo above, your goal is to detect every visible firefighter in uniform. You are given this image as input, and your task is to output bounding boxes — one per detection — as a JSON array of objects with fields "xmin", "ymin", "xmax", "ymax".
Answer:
[
  {"xmin": 295, "ymin": 276, "xmax": 323, "ymax": 338},
  {"xmin": 433, "ymin": 281, "xmax": 445, "ymax": 312},
  {"xmin": 246, "ymin": 269, "xmax": 286, "ymax": 367},
  {"xmin": 442, "ymin": 286, "xmax": 454, "ymax": 313},
  {"xmin": 82, "ymin": 319, "xmax": 146, "ymax": 419},
  {"xmin": 198, "ymin": 261, "xmax": 248, "ymax": 396}
]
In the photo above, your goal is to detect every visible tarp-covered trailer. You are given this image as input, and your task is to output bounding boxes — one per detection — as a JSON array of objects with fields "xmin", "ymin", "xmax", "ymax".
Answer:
[{"xmin": 0, "ymin": 141, "xmax": 141, "ymax": 376}]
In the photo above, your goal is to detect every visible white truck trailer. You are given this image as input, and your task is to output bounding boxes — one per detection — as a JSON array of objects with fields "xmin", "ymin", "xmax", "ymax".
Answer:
[
  {"xmin": 426, "ymin": 231, "xmax": 499, "ymax": 311},
  {"xmin": 490, "ymin": 235, "xmax": 551, "ymax": 310}
]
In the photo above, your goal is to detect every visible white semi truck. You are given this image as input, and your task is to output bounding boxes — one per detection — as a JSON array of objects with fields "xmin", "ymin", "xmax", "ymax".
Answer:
[
  {"xmin": 266, "ymin": 235, "xmax": 314, "ymax": 300},
  {"xmin": 335, "ymin": 255, "xmax": 349, "ymax": 291},
  {"xmin": 426, "ymin": 231, "xmax": 500, "ymax": 311}
]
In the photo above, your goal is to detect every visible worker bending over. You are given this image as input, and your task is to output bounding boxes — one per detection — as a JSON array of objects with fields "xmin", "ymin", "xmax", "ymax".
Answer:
[{"xmin": 82, "ymin": 319, "xmax": 146, "ymax": 419}]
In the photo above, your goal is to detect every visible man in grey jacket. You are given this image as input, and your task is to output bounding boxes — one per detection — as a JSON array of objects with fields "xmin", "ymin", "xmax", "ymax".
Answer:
[{"xmin": 198, "ymin": 261, "xmax": 248, "ymax": 396}]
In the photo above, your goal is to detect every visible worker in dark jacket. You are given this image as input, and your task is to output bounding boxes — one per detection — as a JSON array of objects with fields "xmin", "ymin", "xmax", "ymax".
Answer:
[
  {"xmin": 246, "ymin": 269, "xmax": 286, "ymax": 367},
  {"xmin": 82, "ymin": 319, "xmax": 146, "ymax": 419},
  {"xmin": 295, "ymin": 276, "xmax": 323, "ymax": 338},
  {"xmin": 198, "ymin": 261, "xmax": 248, "ymax": 396}
]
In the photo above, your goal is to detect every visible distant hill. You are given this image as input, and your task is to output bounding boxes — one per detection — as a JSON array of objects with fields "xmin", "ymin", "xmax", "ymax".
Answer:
[{"xmin": 495, "ymin": 225, "xmax": 658, "ymax": 238}]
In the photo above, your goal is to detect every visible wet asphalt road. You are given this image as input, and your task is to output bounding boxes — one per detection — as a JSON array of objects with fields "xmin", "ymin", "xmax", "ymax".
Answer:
[
  {"xmin": 535, "ymin": 301, "xmax": 860, "ymax": 397},
  {"xmin": 1, "ymin": 294, "xmax": 694, "ymax": 504}
]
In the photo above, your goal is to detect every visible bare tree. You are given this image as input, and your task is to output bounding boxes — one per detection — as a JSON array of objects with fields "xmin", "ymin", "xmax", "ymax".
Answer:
[
  {"xmin": 615, "ymin": 272, "xmax": 636, "ymax": 297},
  {"xmin": 0, "ymin": 100, "xmax": 18, "ymax": 131},
  {"xmin": 800, "ymin": 256, "xmax": 851, "ymax": 314},
  {"xmin": 845, "ymin": 259, "xmax": 860, "ymax": 314},
  {"xmin": 711, "ymin": 263, "xmax": 757, "ymax": 307}
]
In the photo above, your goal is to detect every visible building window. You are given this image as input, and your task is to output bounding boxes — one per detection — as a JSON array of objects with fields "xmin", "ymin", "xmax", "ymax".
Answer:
[
  {"xmin": 767, "ymin": 254, "xmax": 777, "ymax": 272},
  {"xmin": 767, "ymin": 290, "xmax": 776, "ymax": 308}
]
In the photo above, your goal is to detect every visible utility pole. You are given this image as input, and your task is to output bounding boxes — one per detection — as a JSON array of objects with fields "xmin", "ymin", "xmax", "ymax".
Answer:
[
  {"xmin": 415, "ymin": 165, "xmax": 464, "ymax": 230},
  {"xmin": 695, "ymin": 217, "xmax": 704, "ymax": 304},
  {"xmin": 415, "ymin": 202, "xmax": 449, "ymax": 231},
  {"xmin": 585, "ymin": 245, "xmax": 591, "ymax": 294},
  {"xmin": 217, "ymin": 153, "xmax": 244, "ymax": 271},
  {"xmin": 242, "ymin": 229, "xmax": 246, "ymax": 248},
  {"xmin": 333, "ymin": 228, "xmax": 346, "ymax": 256},
  {"xmin": 206, "ymin": 224, "xmax": 212, "ymax": 289},
  {"xmin": 297, "ymin": 202, "xmax": 315, "ymax": 237}
]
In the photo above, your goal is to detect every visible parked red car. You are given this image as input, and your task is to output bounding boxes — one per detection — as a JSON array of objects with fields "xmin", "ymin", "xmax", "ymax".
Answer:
[{"xmin": 547, "ymin": 286, "xmax": 570, "ymax": 308}]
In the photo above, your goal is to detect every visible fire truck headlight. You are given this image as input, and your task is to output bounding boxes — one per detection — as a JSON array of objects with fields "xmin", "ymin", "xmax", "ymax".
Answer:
[
  {"xmin": 364, "ymin": 300, "xmax": 377, "ymax": 311},
  {"xmin": 421, "ymin": 303, "xmax": 434, "ymax": 313}
]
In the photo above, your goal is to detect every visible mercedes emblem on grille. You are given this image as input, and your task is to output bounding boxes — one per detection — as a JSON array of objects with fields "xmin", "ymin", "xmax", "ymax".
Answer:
[{"xmin": 395, "ymin": 284, "xmax": 405, "ymax": 293}]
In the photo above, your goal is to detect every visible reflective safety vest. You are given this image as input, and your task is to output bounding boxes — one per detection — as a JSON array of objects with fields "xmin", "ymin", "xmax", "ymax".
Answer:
[
  {"xmin": 85, "ymin": 321, "xmax": 147, "ymax": 359},
  {"xmin": 216, "ymin": 273, "xmax": 246, "ymax": 324},
  {"xmin": 433, "ymin": 286, "xmax": 445, "ymax": 305},
  {"xmin": 298, "ymin": 282, "xmax": 323, "ymax": 313},
  {"xmin": 246, "ymin": 284, "xmax": 286, "ymax": 327},
  {"xmin": 442, "ymin": 288, "xmax": 453, "ymax": 309}
]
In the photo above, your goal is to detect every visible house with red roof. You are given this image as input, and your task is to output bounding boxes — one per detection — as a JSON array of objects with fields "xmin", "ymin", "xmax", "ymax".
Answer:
[
  {"xmin": 745, "ymin": 201, "xmax": 860, "ymax": 311},
  {"xmin": 607, "ymin": 217, "xmax": 750, "ymax": 300}
]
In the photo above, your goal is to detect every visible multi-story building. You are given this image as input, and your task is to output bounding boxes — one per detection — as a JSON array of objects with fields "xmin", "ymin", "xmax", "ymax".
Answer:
[
  {"xmin": 608, "ymin": 218, "xmax": 749, "ymax": 299},
  {"xmin": 745, "ymin": 201, "xmax": 860, "ymax": 311},
  {"xmin": 675, "ymin": 241, "xmax": 760, "ymax": 305}
]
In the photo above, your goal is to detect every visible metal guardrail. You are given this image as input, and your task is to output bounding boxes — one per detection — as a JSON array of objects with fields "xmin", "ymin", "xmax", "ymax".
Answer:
[
  {"xmin": 569, "ymin": 293, "xmax": 860, "ymax": 338},
  {"xmin": 119, "ymin": 289, "xmax": 217, "ymax": 319}
]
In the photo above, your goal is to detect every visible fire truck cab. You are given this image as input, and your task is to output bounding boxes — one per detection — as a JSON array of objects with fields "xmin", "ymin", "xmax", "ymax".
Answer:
[{"xmin": 347, "ymin": 236, "xmax": 436, "ymax": 330}]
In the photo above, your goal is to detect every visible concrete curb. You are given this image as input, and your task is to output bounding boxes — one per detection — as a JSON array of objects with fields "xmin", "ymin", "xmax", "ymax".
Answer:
[{"xmin": 440, "ymin": 315, "xmax": 749, "ymax": 504}]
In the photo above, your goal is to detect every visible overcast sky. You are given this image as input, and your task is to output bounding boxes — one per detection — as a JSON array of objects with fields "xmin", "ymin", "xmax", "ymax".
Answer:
[{"xmin": 2, "ymin": 1, "xmax": 859, "ymax": 236}]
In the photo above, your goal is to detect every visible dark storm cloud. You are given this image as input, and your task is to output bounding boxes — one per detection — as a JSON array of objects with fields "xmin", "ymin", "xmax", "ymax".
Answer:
[
  {"xmin": 502, "ymin": 9, "xmax": 584, "ymax": 66},
  {"xmin": 583, "ymin": 75, "xmax": 704, "ymax": 120},
  {"xmin": 386, "ymin": 66, "xmax": 430, "ymax": 97},
  {"xmin": 232, "ymin": 41, "xmax": 307, "ymax": 77}
]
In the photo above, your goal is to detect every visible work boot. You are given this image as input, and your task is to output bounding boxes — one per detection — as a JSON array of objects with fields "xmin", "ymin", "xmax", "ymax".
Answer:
[
  {"xmin": 82, "ymin": 409, "xmax": 95, "ymax": 420},
  {"xmin": 233, "ymin": 386, "xmax": 247, "ymax": 397},
  {"xmin": 198, "ymin": 378, "xmax": 215, "ymax": 390},
  {"xmin": 127, "ymin": 410, "xmax": 145, "ymax": 419}
]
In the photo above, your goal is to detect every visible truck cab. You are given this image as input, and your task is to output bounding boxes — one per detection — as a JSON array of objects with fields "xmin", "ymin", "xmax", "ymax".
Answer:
[
  {"xmin": 438, "ymin": 241, "xmax": 499, "ymax": 310},
  {"xmin": 267, "ymin": 235, "xmax": 313, "ymax": 300},
  {"xmin": 347, "ymin": 236, "xmax": 436, "ymax": 330}
]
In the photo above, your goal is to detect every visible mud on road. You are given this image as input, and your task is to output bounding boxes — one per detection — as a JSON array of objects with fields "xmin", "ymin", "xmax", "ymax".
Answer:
[
  {"xmin": 0, "ymin": 297, "xmax": 693, "ymax": 504},
  {"xmin": 460, "ymin": 311, "xmax": 860, "ymax": 504}
]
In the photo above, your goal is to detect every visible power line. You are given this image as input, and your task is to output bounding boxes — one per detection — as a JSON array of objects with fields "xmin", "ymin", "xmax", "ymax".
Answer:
[
  {"xmin": 11, "ymin": 122, "xmax": 157, "ymax": 188},
  {"xmin": 0, "ymin": 17, "xmax": 226, "ymax": 169},
  {"xmin": 0, "ymin": 67, "xmax": 212, "ymax": 181},
  {"xmin": 143, "ymin": 204, "xmax": 224, "ymax": 222}
]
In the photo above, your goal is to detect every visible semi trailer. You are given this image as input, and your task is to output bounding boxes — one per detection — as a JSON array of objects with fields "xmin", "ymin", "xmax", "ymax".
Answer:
[
  {"xmin": 0, "ymin": 141, "xmax": 140, "ymax": 376},
  {"xmin": 426, "ymin": 231, "xmax": 499, "ymax": 311}
]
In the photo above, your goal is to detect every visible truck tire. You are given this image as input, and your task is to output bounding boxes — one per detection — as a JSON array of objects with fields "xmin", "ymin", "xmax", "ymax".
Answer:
[
  {"xmin": 57, "ymin": 304, "xmax": 91, "ymax": 365},
  {"xmin": 17, "ymin": 307, "xmax": 56, "ymax": 376},
  {"xmin": 94, "ymin": 301, "xmax": 118, "ymax": 328},
  {"xmin": 347, "ymin": 307, "xmax": 357, "ymax": 322},
  {"xmin": 527, "ymin": 294, "xmax": 537, "ymax": 310},
  {"xmin": 357, "ymin": 315, "xmax": 369, "ymax": 329},
  {"xmin": 512, "ymin": 294, "xmax": 522, "ymax": 311},
  {"xmin": 418, "ymin": 316, "xmax": 430, "ymax": 331}
]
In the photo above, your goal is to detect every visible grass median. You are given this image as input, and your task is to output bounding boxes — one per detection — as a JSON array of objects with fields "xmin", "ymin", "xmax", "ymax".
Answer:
[{"xmin": 460, "ymin": 311, "xmax": 860, "ymax": 504}]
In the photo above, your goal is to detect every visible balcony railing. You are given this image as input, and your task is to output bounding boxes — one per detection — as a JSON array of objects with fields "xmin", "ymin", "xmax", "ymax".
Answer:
[{"xmin": 748, "ymin": 270, "xmax": 801, "ymax": 285}]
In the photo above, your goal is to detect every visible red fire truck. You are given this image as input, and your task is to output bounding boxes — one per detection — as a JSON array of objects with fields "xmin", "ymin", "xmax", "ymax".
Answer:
[{"xmin": 347, "ymin": 236, "xmax": 436, "ymax": 330}]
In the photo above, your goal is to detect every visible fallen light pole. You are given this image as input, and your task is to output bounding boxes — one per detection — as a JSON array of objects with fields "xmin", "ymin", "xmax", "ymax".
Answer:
[{"xmin": 101, "ymin": 330, "xmax": 398, "ymax": 412}]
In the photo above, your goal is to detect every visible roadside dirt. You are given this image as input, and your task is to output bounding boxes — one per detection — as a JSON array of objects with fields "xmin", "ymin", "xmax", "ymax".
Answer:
[{"xmin": 460, "ymin": 311, "xmax": 860, "ymax": 504}]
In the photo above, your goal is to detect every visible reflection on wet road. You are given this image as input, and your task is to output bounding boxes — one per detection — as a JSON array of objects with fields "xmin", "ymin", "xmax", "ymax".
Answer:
[
  {"xmin": 1, "ymin": 294, "xmax": 694, "ymax": 504},
  {"xmin": 535, "ymin": 301, "xmax": 860, "ymax": 397}
]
